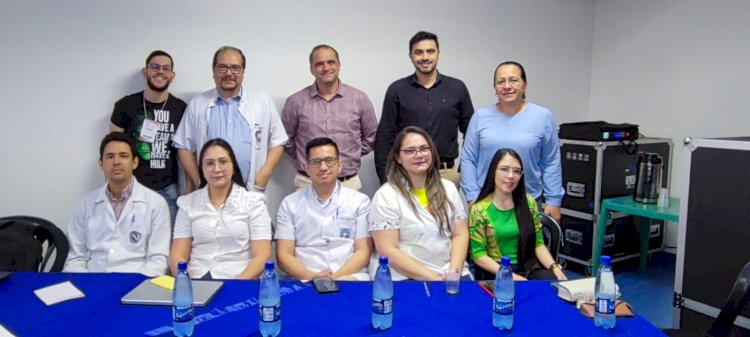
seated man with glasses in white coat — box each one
[275,137,373,280]
[64,132,170,277]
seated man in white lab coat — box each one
[64,132,170,277]
[275,137,373,281]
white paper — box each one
[553,277,619,303]
[33,281,85,305]
[0,324,17,337]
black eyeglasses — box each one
[308,157,338,167]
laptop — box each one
[0,271,11,280]
[121,279,223,307]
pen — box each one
[423,282,431,298]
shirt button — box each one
[109,249,115,253]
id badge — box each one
[139,119,159,143]
[339,227,351,239]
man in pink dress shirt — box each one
[281,44,378,191]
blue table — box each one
[0,272,666,336]
[595,195,680,273]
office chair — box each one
[539,212,563,262]
[0,215,69,272]
[664,260,750,337]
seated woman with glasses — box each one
[460,61,564,224]
[368,126,471,281]
[469,148,566,281]
[169,138,272,279]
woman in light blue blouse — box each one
[460,61,564,223]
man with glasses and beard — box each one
[174,46,287,194]
[110,50,187,225]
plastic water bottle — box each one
[594,255,616,329]
[493,256,514,330]
[372,256,393,330]
[259,261,281,337]
[173,261,194,337]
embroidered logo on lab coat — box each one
[129,231,142,244]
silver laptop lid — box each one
[121,279,223,307]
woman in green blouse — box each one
[468,148,566,281]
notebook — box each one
[551,277,620,303]
[121,279,223,307]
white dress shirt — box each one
[173,184,272,279]
[368,179,470,280]
[275,183,371,280]
[64,178,170,277]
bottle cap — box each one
[264,261,274,270]
[378,256,389,265]
[600,255,612,266]
[177,261,187,271]
[500,256,511,266]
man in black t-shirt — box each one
[109,50,187,224]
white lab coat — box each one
[64,178,170,277]
[172,87,288,191]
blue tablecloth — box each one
[0,272,665,336]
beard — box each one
[415,62,436,74]
[147,77,171,92]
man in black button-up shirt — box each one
[374,31,474,186]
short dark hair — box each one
[309,44,340,64]
[198,138,246,189]
[212,46,246,69]
[99,132,137,160]
[305,137,339,160]
[145,50,174,69]
[409,31,439,53]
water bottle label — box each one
[259,304,281,323]
[493,298,514,315]
[172,305,194,323]
[371,298,393,315]
[595,298,615,315]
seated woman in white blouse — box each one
[368,126,471,281]
[169,138,272,279]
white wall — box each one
[589,0,750,246]
[0,0,595,229]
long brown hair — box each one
[385,126,451,237]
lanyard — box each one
[142,94,169,121]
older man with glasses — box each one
[109,50,187,225]
[174,46,288,193]
[275,137,373,281]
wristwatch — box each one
[549,263,562,271]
